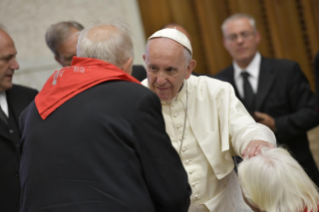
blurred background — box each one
[1,0,319,166]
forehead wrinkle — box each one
[147,38,184,57]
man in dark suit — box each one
[45,21,146,81]
[19,21,190,212]
[216,14,319,186]
[0,26,38,212]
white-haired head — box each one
[221,13,257,36]
[238,147,319,212]
[77,20,134,69]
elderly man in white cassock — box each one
[142,28,277,212]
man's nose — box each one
[156,72,167,85]
[10,58,19,70]
[236,35,244,43]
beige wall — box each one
[0,0,146,91]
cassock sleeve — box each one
[226,84,276,156]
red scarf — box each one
[303,205,319,212]
[35,57,141,120]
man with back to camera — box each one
[45,21,147,81]
[216,13,319,186]
[0,25,38,212]
[142,28,276,212]
[19,21,191,212]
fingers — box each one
[254,111,265,122]
[242,140,274,159]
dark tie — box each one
[241,71,255,113]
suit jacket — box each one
[19,81,191,212]
[216,57,319,186]
[0,84,38,212]
[132,65,147,81]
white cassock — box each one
[142,75,276,212]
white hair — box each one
[221,13,257,35]
[238,147,319,212]
[77,20,134,68]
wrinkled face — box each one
[0,30,19,92]
[143,38,193,102]
[223,17,260,68]
[55,28,79,67]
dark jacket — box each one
[0,84,37,212]
[19,81,191,212]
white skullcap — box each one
[148,28,192,55]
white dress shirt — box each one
[234,52,261,98]
[0,92,9,117]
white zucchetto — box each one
[149,28,193,55]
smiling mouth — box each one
[156,87,169,91]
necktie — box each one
[0,105,8,125]
[241,71,255,113]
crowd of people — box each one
[0,13,318,212]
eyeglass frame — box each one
[224,30,256,42]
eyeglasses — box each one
[225,31,255,42]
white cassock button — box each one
[174,113,178,117]
[182,147,188,152]
[192,182,197,187]
[185,160,191,164]
[177,124,183,129]
[194,195,200,200]
[189,170,194,174]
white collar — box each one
[0,92,8,117]
[234,52,261,80]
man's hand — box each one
[254,111,276,132]
[242,140,275,158]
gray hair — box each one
[221,13,257,35]
[45,21,84,56]
[238,147,319,212]
[77,20,134,69]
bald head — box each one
[0,28,19,91]
[77,21,134,72]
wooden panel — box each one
[138,0,171,38]
[166,0,207,74]
[193,0,231,74]
[138,0,319,89]
[303,0,319,57]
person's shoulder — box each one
[8,84,38,98]
[188,75,233,91]
[262,57,298,68]
[100,80,155,98]
[216,64,233,76]
[12,84,38,93]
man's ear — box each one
[123,57,133,75]
[185,59,197,79]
